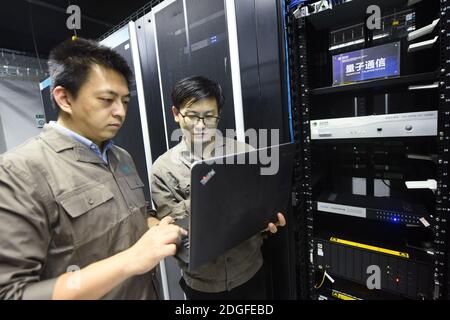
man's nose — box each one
[112,100,126,119]
[194,118,206,130]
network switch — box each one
[311,111,437,140]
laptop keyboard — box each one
[181,235,190,249]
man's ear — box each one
[53,86,73,115]
[172,106,180,123]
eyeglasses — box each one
[178,111,221,127]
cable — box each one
[381,179,391,189]
[288,0,307,10]
[314,271,327,289]
[68,0,78,40]
[28,1,43,74]
[282,1,295,143]
[405,240,433,253]
[381,179,407,194]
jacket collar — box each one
[39,124,110,164]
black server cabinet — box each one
[234,0,291,142]
[140,0,236,152]
[286,0,447,300]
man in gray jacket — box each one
[0,38,185,300]
[151,76,286,300]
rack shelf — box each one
[311,71,438,95]
[306,0,410,30]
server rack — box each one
[286,0,448,300]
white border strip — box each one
[39,77,51,90]
[129,21,171,300]
[225,0,245,142]
[151,11,170,150]
[100,25,130,48]
[182,0,191,56]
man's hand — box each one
[263,212,286,234]
[148,216,161,228]
[53,216,187,300]
[124,216,187,276]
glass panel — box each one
[154,0,235,148]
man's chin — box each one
[100,132,117,142]
[192,133,212,143]
[191,137,204,143]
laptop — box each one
[174,142,296,271]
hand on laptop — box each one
[263,212,286,234]
[125,216,187,276]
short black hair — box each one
[48,37,132,109]
[171,76,224,112]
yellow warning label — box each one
[332,290,359,300]
[330,237,410,259]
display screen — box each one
[332,41,400,86]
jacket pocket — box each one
[123,174,147,209]
[59,184,114,218]
[58,184,116,246]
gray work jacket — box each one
[151,137,263,293]
[0,125,159,300]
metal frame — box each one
[97,0,164,43]
[435,1,449,299]
[286,1,313,300]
